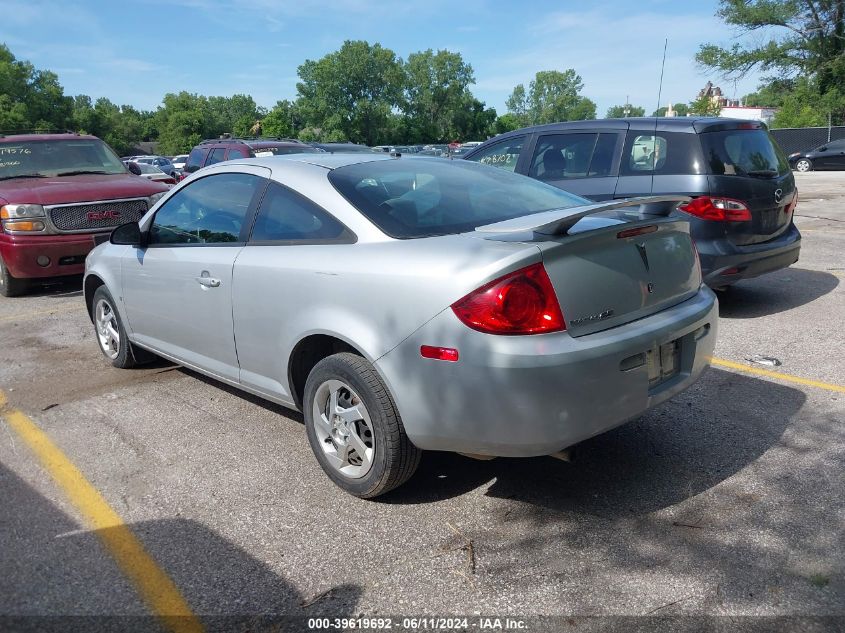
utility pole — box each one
[623,95,630,118]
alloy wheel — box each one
[312,379,375,479]
[795,159,811,172]
[95,298,120,360]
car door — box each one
[232,180,356,402]
[524,130,624,200]
[815,140,845,169]
[121,168,269,381]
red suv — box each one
[0,133,169,296]
[181,137,321,177]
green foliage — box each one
[296,40,405,146]
[0,44,72,132]
[698,0,845,126]
[688,94,724,116]
[493,113,522,134]
[605,104,646,118]
[402,49,476,142]
[506,70,596,126]
[261,100,300,138]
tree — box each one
[688,94,724,116]
[155,92,214,154]
[494,113,523,134]
[261,100,301,138]
[697,0,845,124]
[605,104,645,118]
[403,49,475,142]
[506,70,596,126]
[296,40,405,145]
[0,44,73,132]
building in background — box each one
[718,105,778,125]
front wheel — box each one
[795,158,812,172]
[92,286,139,368]
[0,253,28,297]
[304,352,421,498]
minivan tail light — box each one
[451,263,566,335]
[679,196,752,222]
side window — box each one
[149,173,263,245]
[184,148,208,173]
[205,148,227,165]
[227,147,247,159]
[529,133,599,180]
[250,181,349,243]
[465,136,525,172]
[621,131,705,176]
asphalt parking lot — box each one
[1,172,843,631]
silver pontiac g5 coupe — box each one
[84,153,718,497]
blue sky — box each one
[1,0,763,118]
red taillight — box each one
[451,263,565,335]
[420,345,459,362]
[679,196,752,222]
[785,191,798,215]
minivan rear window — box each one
[700,129,789,177]
[329,158,588,239]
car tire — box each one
[795,158,812,172]
[304,352,421,498]
[0,253,28,297]
[91,286,143,368]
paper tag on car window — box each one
[254,151,274,157]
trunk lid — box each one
[476,197,701,337]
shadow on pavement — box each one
[0,462,360,630]
[384,367,805,517]
[718,268,839,319]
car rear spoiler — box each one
[475,195,692,237]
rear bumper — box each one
[375,287,718,457]
[697,223,801,287]
[0,232,103,279]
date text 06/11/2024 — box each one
[307,617,528,630]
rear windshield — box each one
[328,158,588,238]
[251,145,321,156]
[0,138,126,179]
[700,129,789,177]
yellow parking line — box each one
[0,390,203,633]
[0,302,85,323]
[710,357,845,394]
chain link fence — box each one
[770,126,845,155]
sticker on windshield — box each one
[254,151,274,157]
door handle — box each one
[196,273,221,288]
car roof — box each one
[0,133,100,142]
[486,117,764,143]
[240,152,398,170]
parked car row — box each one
[0,120,805,499]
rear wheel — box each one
[795,158,812,172]
[0,254,28,297]
[304,352,421,498]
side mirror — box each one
[110,222,146,247]
[126,162,142,175]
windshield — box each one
[700,129,789,177]
[328,158,589,238]
[0,138,127,179]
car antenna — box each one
[651,38,668,195]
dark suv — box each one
[182,138,321,176]
[462,118,800,289]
